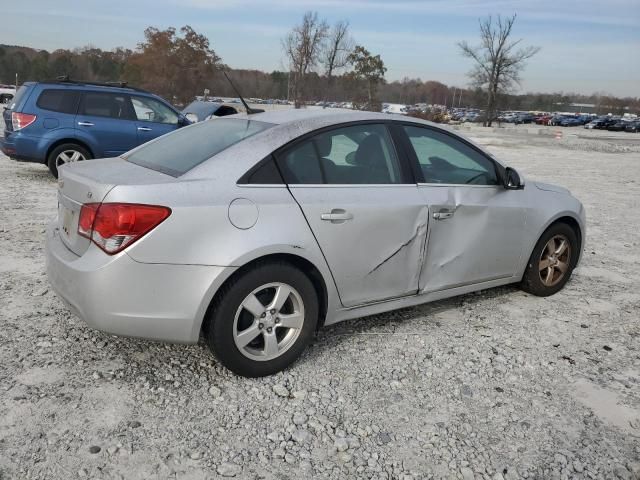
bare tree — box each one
[282,11,328,108]
[321,20,354,100]
[458,14,539,126]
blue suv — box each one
[1,79,190,177]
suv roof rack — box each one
[50,76,150,93]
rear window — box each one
[9,85,29,110]
[124,118,274,176]
[36,89,81,114]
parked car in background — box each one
[559,117,581,127]
[1,79,190,177]
[607,120,627,132]
[46,109,585,377]
[0,85,16,104]
[625,121,640,133]
[181,100,238,122]
[584,120,603,129]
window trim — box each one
[78,91,136,121]
[395,122,505,187]
[270,120,417,186]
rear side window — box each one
[125,118,274,177]
[277,124,404,185]
[79,92,132,119]
[36,89,80,114]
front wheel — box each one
[47,143,92,178]
[521,223,579,297]
[205,261,319,377]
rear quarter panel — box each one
[104,179,342,310]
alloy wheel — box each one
[56,149,86,168]
[233,282,305,361]
[538,234,571,287]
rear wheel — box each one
[47,143,91,178]
[205,261,318,377]
[521,222,579,296]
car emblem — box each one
[87,191,93,199]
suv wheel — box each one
[205,261,319,377]
[47,143,92,178]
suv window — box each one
[403,125,498,185]
[36,89,80,114]
[131,96,179,124]
[125,118,273,177]
[279,124,404,184]
[79,92,132,119]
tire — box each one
[205,261,319,377]
[47,143,92,178]
[521,222,580,297]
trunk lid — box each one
[57,158,174,256]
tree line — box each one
[0,17,636,116]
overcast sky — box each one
[2,0,638,97]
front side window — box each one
[36,89,81,114]
[131,96,179,125]
[125,118,274,177]
[403,125,498,185]
[279,124,404,185]
[79,92,132,120]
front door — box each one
[276,123,427,307]
[399,124,526,292]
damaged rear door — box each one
[400,125,526,292]
[276,123,427,307]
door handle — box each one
[433,208,456,220]
[321,209,353,223]
[77,121,94,127]
[137,127,152,131]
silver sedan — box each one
[46,110,586,377]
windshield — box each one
[125,118,274,176]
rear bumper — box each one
[0,131,43,162]
[45,222,233,343]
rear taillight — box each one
[11,112,37,130]
[78,203,171,254]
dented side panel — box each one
[418,185,526,292]
[288,185,428,307]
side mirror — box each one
[504,167,524,190]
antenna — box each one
[222,71,264,115]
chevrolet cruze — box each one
[46,109,586,377]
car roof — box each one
[240,108,408,126]
[31,80,152,95]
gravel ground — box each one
[0,127,639,480]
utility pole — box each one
[15,73,18,90]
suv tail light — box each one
[78,202,171,254]
[11,112,37,131]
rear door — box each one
[276,123,428,307]
[130,95,180,146]
[76,91,138,157]
[399,124,526,293]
